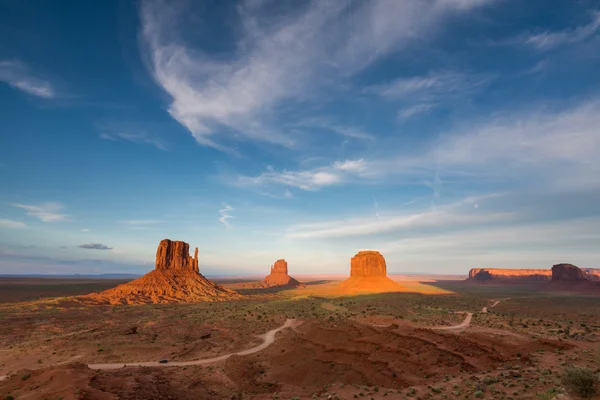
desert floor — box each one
[1,277,599,399]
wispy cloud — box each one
[219,203,234,229]
[81,228,90,232]
[139,0,494,151]
[77,243,113,250]
[13,202,67,222]
[285,195,508,239]
[237,159,368,191]
[524,10,600,51]
[0,219,26,229]
[0,60,55,98]
[118,220,161,226]
[97,121,167,150]
[397,104,435,121]
[237,97,600,194]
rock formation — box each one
[582,268,600,281]
[551,263,587,281]
[81,239,242,304]
[468,268,552,282]
[261,259,303,288]
[340,251,402,293]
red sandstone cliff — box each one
[340,251,401,293]
[261,259,303,287]
[81,239,241,304]
[468,268,552,282]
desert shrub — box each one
[561,365,599,398]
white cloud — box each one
[285,195,506,239]
[118,220,161,226]
[81,228,90,232]
[100,131,167,150]
[237,159,368,191]
[525,11,600,50]
[219,202,234,229]
[139,0,494,150]
[238,97,600,193]
[0,219,26,229]
[13,202,67,222]
[0,60,55,98]
[398,104,435,121]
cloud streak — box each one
[77,243,114,250]
[524,10,600,50]
[0,219,26,229]
[13,202,67,222]
[0,60,55,98]
[219,203,234,229]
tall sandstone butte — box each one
[340,250,401,293]
[82,239,241,304]
[261,259,303,287]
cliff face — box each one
[582,268,600,281]
[341,251,401,293]
[262,259,303,287]
[468,268,552,281]
[81,239,241,304]
[552,264,586,281]
[350,251,387,277]
[155,239,199,273]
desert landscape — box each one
[1,240,599,400]
[2,1,600,399]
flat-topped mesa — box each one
[552,263,587,281]
[340,251,401,293]
[155,239,199,273]
[350,251,387,277]
[468,268,551,281]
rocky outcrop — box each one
[551,264,587,281]
[81,239,242,304]
[340,251,401,293]
[582,268,600,281]
[155,239,199,273]
[261,259,303,288]
[468,268,552,282]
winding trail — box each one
[88,319,300,370]
[434,298,508,331]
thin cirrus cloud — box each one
[237,159,368,191]
[77,243,114,250]
[139,0,496,151]
[96,121,167,150]
[524,10,600,50]
[13,202,67,222]
[237,97,600,193]
[285,195,506,239]
[0,60,55,98]
[0,219,27,229]
[219,203,234,229]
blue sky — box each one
[1,0,600,275]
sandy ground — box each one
[1,279,600,399]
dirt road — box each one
[88,318,300,370]
[434,298,507,331]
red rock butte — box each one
[261,259,303,288]
[340,251,402,293]
[468,268,552,282]
[81,239,242,304]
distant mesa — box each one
[81,239,242,304]
[339,251,402,293]
[468,268,551,282]
[261,259,304,288]
[552,263,588,281]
